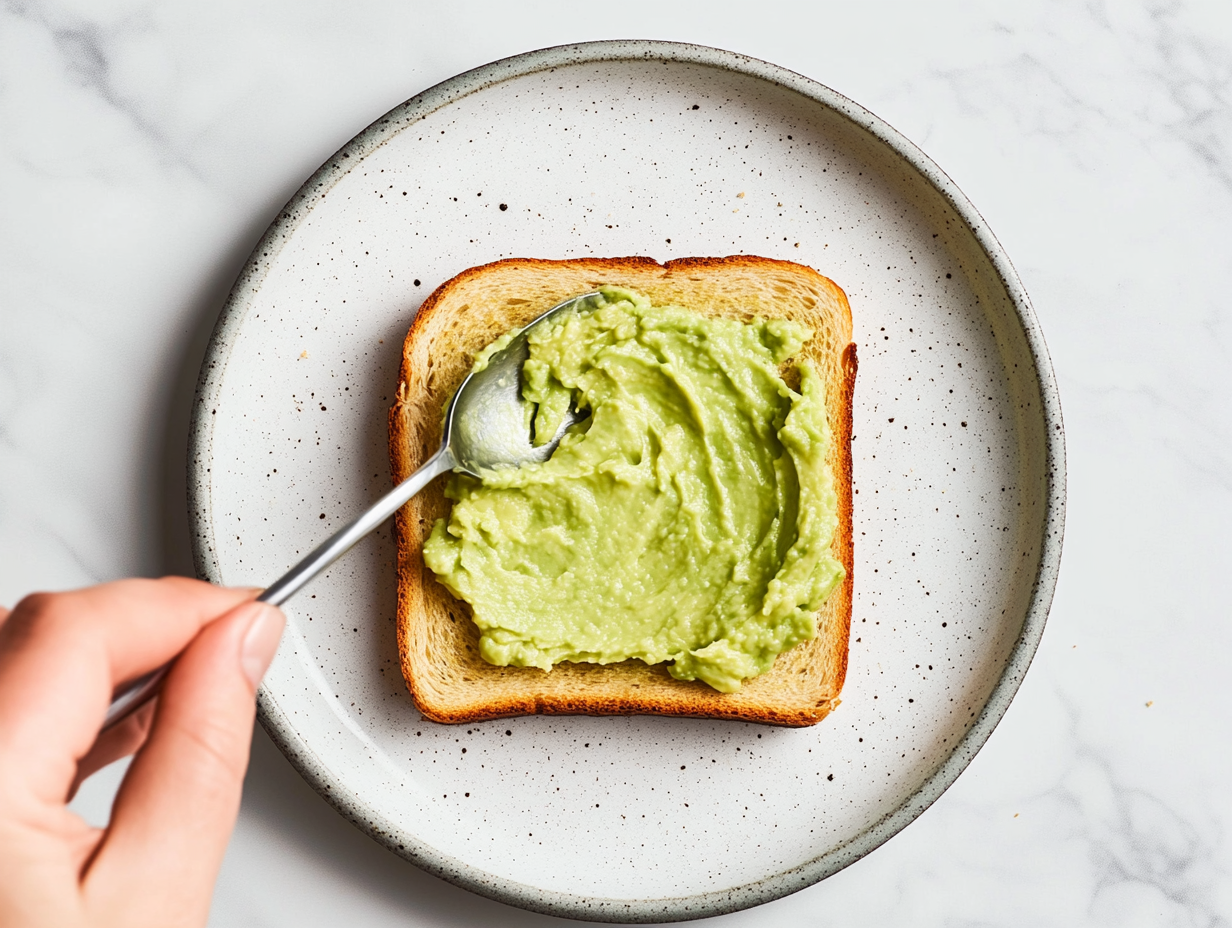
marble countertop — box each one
[3,2,1230,925]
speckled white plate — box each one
[189,41,1064,923]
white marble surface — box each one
[2,2,1230,925]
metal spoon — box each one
[103,291,603,731]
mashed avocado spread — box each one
[422,287,844,693]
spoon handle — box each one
[101,448,455,732]
[258,448,453,607]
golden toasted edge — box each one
[832,341,857,698]
[389,256,855,726]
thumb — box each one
[83,599,284,925]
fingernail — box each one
[238,603,286,689]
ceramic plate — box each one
[189,41,1065,922]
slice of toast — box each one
[389,256,856,726]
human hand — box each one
[0,578,285,928]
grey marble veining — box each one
[3,1,1230,926]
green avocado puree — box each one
[422,287,844,693]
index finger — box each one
[0,578,254,805]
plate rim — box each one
[188,39,1067,923]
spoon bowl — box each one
[446,291,602,475]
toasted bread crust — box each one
[389,256,855,726]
